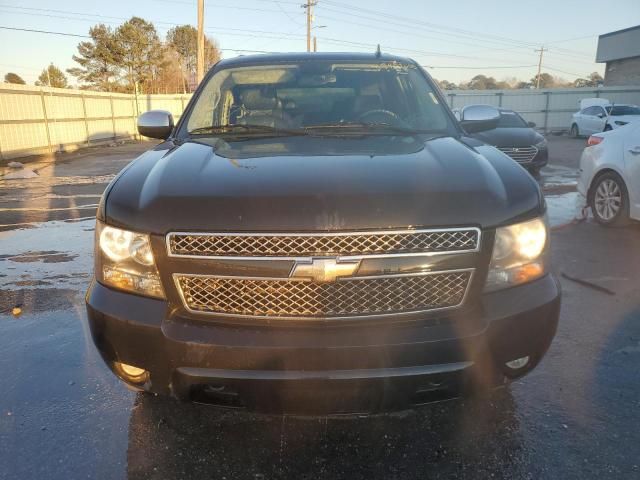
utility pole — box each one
[304,1,316,52]
[197,0,205,84]
[313,36,317,52]
[535,46,546,89]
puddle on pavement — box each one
[0,218,94,294]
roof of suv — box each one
[216,52,417,69]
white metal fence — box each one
[0,83,190,160]
[1,83,640,160]
[444,86,640,132]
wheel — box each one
[589,172,630,227]
[604,124,612,132]
[570,123,579,138]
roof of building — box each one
[596,25,640,63]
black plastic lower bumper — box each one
[524,146,548,171]
[86,274,560,413]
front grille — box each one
[497,146,538,164]
[175,271,472,319]
[168,229,479,258]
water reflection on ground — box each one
[126,389,530,480]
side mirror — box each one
[527,121,536,128]
[459,105,500,133]
[137,110,174,140]
[597,113,605,119]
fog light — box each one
[505,356,530,370]
[115,361,148,382]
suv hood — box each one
[105,136,542,233]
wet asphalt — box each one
[1,137,639,479]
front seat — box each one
[237,88,289,128]
[352,94,384,118]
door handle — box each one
[629,146,640,155]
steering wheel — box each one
[357,109,403,126]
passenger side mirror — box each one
[527,121,536,128]
[459,105,500,133]
[137,110,174,140]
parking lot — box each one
[1,135,639,479]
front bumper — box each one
[86,274,560,413]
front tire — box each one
[570,123,580,138]
[589,172,630,227]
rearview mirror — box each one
[459,105,500,133]
[137,110,174,140]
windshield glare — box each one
[606,105,640,116]
[496,111,528,128]
[186,62,454,134]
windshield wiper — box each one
[305,122,439,136]
[188,124,308,137]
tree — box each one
[68,24,123,91]
[464,74,499,90]
[4,72,25,84]
[574,71,604,88]
[167,25,221,92]
[36,64,68,88]
[436,79,457,90]
[530,72,556,88]
[115,17,164,94]
[155,47,187,94]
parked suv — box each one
[86,53,560,413]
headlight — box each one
[485,217,548,291]
[95,222,165,298]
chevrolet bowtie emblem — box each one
[290,258,360,283]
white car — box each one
[578,122,640,226]
[570,102,640,138]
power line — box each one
[0,25,89,38]
[0,8,308,42]
[317,1,594,59]
[544,65,585,78]
[0,3,597,69]
[0,25,277,53]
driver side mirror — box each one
[527,121,536,128]
[459,105,500,133]
[597,113,605,119]
[137,110,174,140]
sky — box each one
[0,0,639,86]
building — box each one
[596,25,640,86]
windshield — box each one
[606,105,640,116]
[185,61,455,136]
[496,110,528,128]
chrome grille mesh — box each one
[497,146,538,164]
[168,229,479,257]
[175,271,472,318]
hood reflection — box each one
[194,134,427,161]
